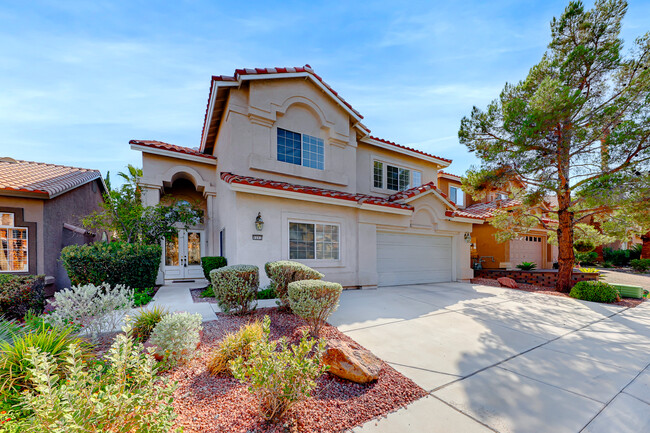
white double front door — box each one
[163,229,205,280]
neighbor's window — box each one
[277,128,324,170]
[0,212,28,272]
[289,222,339,260]
[374,161,419,191]
[449,186,464,206]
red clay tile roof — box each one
[452,198,523,219]
[438,170,462,179]
[387,181,456,206]
[129,140,216,160]
[0,159,101,198]
[367,136,453,164]
[444,209,486,220]
[221,172,414,211]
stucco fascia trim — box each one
[130,144,217,166]
[228,183,413,215]
[447,216,485,224]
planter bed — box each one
[471,278,645,308]
[164,307,426,433]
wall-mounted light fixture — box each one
[255,212,264,231]
[464,232,472,243]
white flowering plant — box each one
[148,312,203,368]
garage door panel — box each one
[377,232,452,287]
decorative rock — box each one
[323,339,382,384]
[497,277,518,288]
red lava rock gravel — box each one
[471,278,645,308]
[164,308,427,433]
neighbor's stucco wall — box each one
[0,197,44,275]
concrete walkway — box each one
[328,283,650,433]
[148,280,217,321]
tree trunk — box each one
[593,221,604,262]
[556,207,575,292]
[642,231,650,260]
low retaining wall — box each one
[474,269,598,287]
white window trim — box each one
[287,219,342,265]
[371,158,422,194]
[0,224,29,273]
[449,185,464,207]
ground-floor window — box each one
[0,212,28,272]
[289,222,339,260]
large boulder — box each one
[497,277,518,289]
[323,339,382,384]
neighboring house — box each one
[132,65,482,288]
[0,158,106,293]
[440,172,558,270]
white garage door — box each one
[377,232,452,287]
[510,235,544,267]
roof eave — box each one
[131,143,217,165]
[360,137,452,167]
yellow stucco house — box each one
[131,65,483,287]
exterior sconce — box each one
[255,212,264,231]
[464,232,472,243]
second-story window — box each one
[277,128,324,170]
[449,185,464,206]
[373,160,421,191]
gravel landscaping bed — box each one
[471,278,645,308]
[164,307,427,433]
[190,287,218,303]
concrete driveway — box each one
[328,283,650,433]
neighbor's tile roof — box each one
[438,170,462,179]
[129,140,216,159]
[221,172,414,210]
[451,198,523,219]
[0,159,101,198]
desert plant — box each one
[230,316,327,423]
[148,312,202,367]
[60,241,162,291]
[210,265,259,314]
[569,281,619,304]
[288,280,342,335]
[201,256,228,280]
[129,306,169,342]
[0,274,45,320]
[7,326,178,433]
[516,262,537,271]
[207,320,264,376]
[46,283,134,341]
[630,259,650,273]
[578,267,599,274]
[0,324,91,402]
[574,251,598,266]
[0,316,24,344]
[264,261,323,308]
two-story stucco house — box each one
[131,65,482,288]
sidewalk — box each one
[148,280,217,321]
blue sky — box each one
[1,0,649,182]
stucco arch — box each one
[410,200,446,230]
[275,95,330,129]
[159,165,215,196]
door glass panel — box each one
[165,234,179,266]
[187,232,201,266]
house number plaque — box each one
[252,234,263,240]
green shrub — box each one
[132,287,155,307]
[601,261,614,268]
[257,286,277,300]
[516,261,537,271]
[207,320,264,376]
[0,324,91,403]
[630,259,650,272]
[264,261,323,308]
[574,240,595,252]
[288,280,342,335]
[130,306,168,342]
[7,327,177,433]
[148,312,203,368]
[210,265,259,314]
[575,251,598,266]
[0,275,45,320]
[60,241,162,291]
[602,248,640,266]
[569,281,619,303]
[201,256,227,280]
[230,316,327,423]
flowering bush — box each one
[264,261,323,309]
[0,275,45,320]
[148,312,202,367]
[288,280,342,335]
[46,283,133,341]
[210,265,259,314]
[4,326,178,433]
[231,316,327,422]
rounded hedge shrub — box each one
[0,275,45,320]
[569,281,619,303]
[264,261,323,308]
[210,265,259,314]
[288,280,342,335]
[201,256,228,280]
[60,242,162,290]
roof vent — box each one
[0,157,17,163]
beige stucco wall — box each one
[0,197,44,274]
